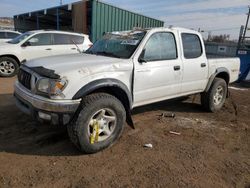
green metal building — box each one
[14,0,164,42]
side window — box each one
[27,33,52,46]
[142,32,177,61]
[181,33,202,59]
[53,34,71,45]
[70,35,84,44]
[6,32,19,39]
[0,32,6,39]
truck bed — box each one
[207,57,240,83]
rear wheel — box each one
[201,78,227,112]
[0,57,19,77]
[67,93,126,154]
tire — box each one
[201,78,227,112]
[67,93,126,154]
[0,57,19,77]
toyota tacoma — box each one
[14,27,240,153]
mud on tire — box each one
[67,93,126,154]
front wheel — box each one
[201,78,227,112]
[0,57,19,77]
[67,93,126,154]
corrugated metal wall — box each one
[13,0,164,42]
[90,0,164,42]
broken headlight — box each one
[36,78,67,96]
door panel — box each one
[180,33,208,93]
[52,34,84,55]
[133,31,182,106]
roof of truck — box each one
[110,27,200,35]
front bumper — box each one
[14,82,81,125]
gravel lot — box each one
[0,77,249,188]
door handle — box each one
[201,63,206,67]
[71,48,76,50]
[174,65,180,71]
[45,48,52,50]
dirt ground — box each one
[0,77,249,188]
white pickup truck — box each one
[14,27,240,153]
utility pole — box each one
[241,6,250,45]
[60,0,63,5]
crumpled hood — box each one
[25,53,129,75]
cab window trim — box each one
[139,31,178,62]
[181,33,203,59]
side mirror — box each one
[21,41,30,47]
[138,49,147,63]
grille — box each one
[18,69,32,90]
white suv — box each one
[0,30,92,77]
[0,30,21,44]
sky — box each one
[0,0,250,39]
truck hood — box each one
[25,53,130,75]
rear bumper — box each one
[14,82,81,125]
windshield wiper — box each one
[95,51,121,58]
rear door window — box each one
[181,33,202,59]
[53,34,71,45]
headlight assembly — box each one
[36,78,67,96]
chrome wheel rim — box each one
[0,61,15,75]
[213,86,224,105]
[88,108,117,142]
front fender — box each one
[72,78,133,108]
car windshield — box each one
[85,30,147,59]
[8,32,32,44]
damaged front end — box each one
[14,65,81,126]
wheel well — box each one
[87,86,133,125]
[89,86,131,110]
[215,72,229,84]
[0,55,20,65]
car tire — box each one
[201,78,227,112]
[0,57,19,77]
[67,93,126,154]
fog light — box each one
[38,111,51,121]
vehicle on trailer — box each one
[0,30,92,77]
[14,27,240,153]
[0,30,21,44]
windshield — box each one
[8,32,32,44]
[85,30,147,58]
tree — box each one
[209,34,230,42]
